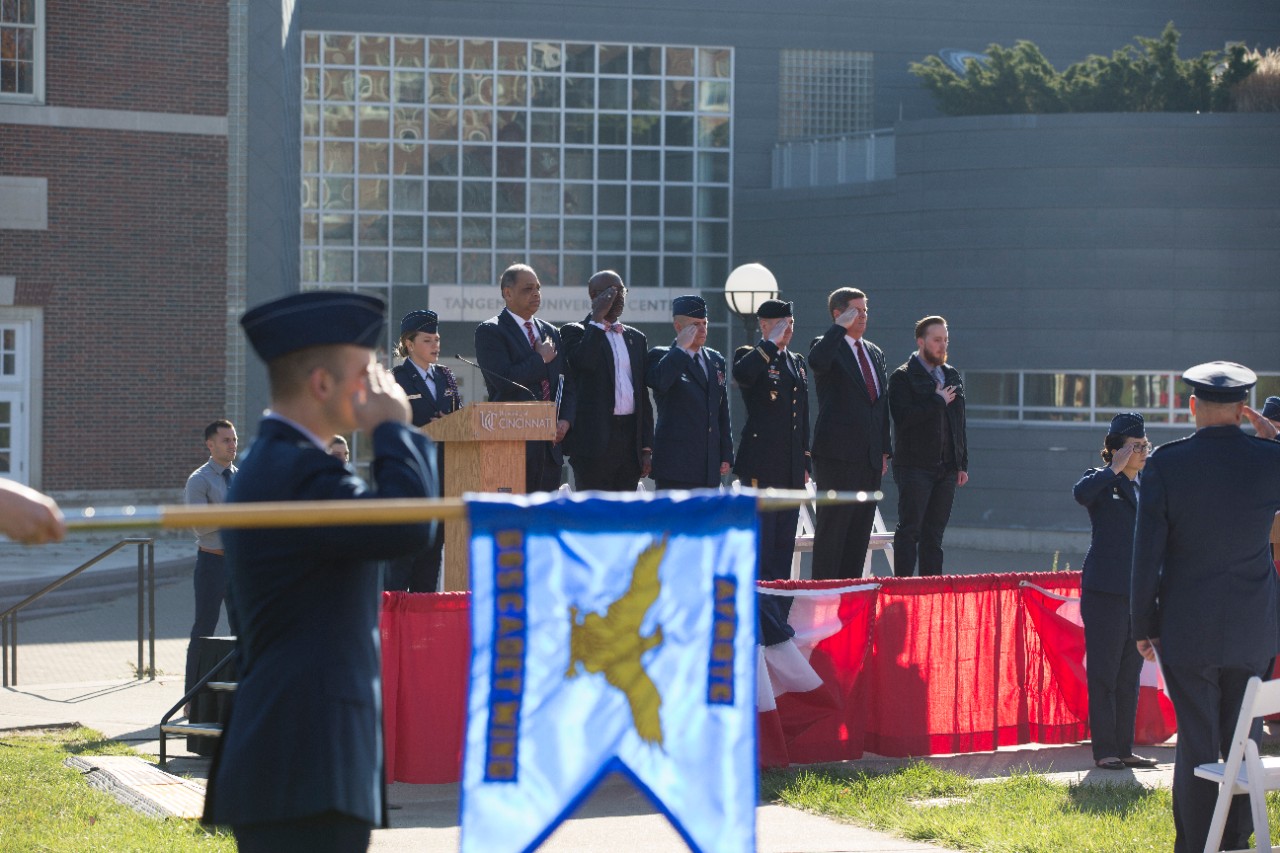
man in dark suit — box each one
[645,294,733,490]
[807,287,891,580]
[887,315,968,577]
[733,298,810,581]
[559,270,654,491]
[388,309,461,592]
[474,263,575,492]
[1131,361,1280,853]
[203,291,436,853]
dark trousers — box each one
[811,454,881,581]
[1080,589,1143,760]
[655,478,717,491]
[383,529,442,593]
[1162,658,1272,853]
[892,464,958,577]
[756,498,800,583]
[232,811,371,853]
[185,549,227,694]
[526,440,562,493]
[570,415,641,491]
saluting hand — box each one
[590,286,617,324]
[354,363,411,432]
[675,323,700,351]
[1109,442,1135,474]
[767,317,793,347]
[1244,405,1279,440]
[834,304,862,329]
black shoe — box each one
[1120,754,1159,768]
[1095,757,1126,770]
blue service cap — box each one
[1108,412,1145,438]
[1261,396,1280,421]
[671,294,707,318]
[400,309,438,336]
[241,290,386,363]
[1181,361,1256,403]
[756,299,793,319]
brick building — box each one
[0,1,230,498]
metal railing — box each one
[772,128,896,188]
[1,538,155,688]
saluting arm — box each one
[731,341,778,386]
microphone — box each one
[455,354,536,400]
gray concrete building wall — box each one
[737,112,1280,531]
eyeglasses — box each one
[1129,442,1152,454]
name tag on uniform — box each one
[407,393,423,400]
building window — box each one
[301,33,733,298]
[0,0,43,102]
[964,369,1280,425]
[778,49,872,141]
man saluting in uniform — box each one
[732,298,809,581]
[646,294,732,490]
[203,291,436,853]
[1131,361,1280,853]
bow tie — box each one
[604,323,624,333]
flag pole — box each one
[62,490,880,533]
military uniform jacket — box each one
[807,325,892,468]
[887,355,967,471]
[732,339,810,488]
[203,417,436,828]
[558,315,654,464]
[1073,466,1139,595]
[391,360,462,428]
[1131,425,1280,667]
[645,343,733,486]
[474,311,576,464]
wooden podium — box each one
[422,402,557,591]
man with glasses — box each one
[808,287,892,580]
[887,315,968,577]
[559,270,654,491]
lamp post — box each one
[723,263,780,342]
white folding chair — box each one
[862,507,895,578]
[788,482,894,579]
[1194,676,1280,853]
[789,481,818,579]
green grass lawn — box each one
[0,726,234,852]
[763,762,1280,852]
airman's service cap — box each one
[242,291,386,363]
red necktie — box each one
[855,340,878,403]
[525,320,552,400]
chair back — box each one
[1231,677,1280,749]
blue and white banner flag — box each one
[461,490,758,853]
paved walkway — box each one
[1,535,1164,852]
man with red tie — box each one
[474,263,575,492]
[807,287,892,580]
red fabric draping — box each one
[380,572,1092,783]
[758,573,1089,759]
[758,585,880,767]
[380,591,470,784]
